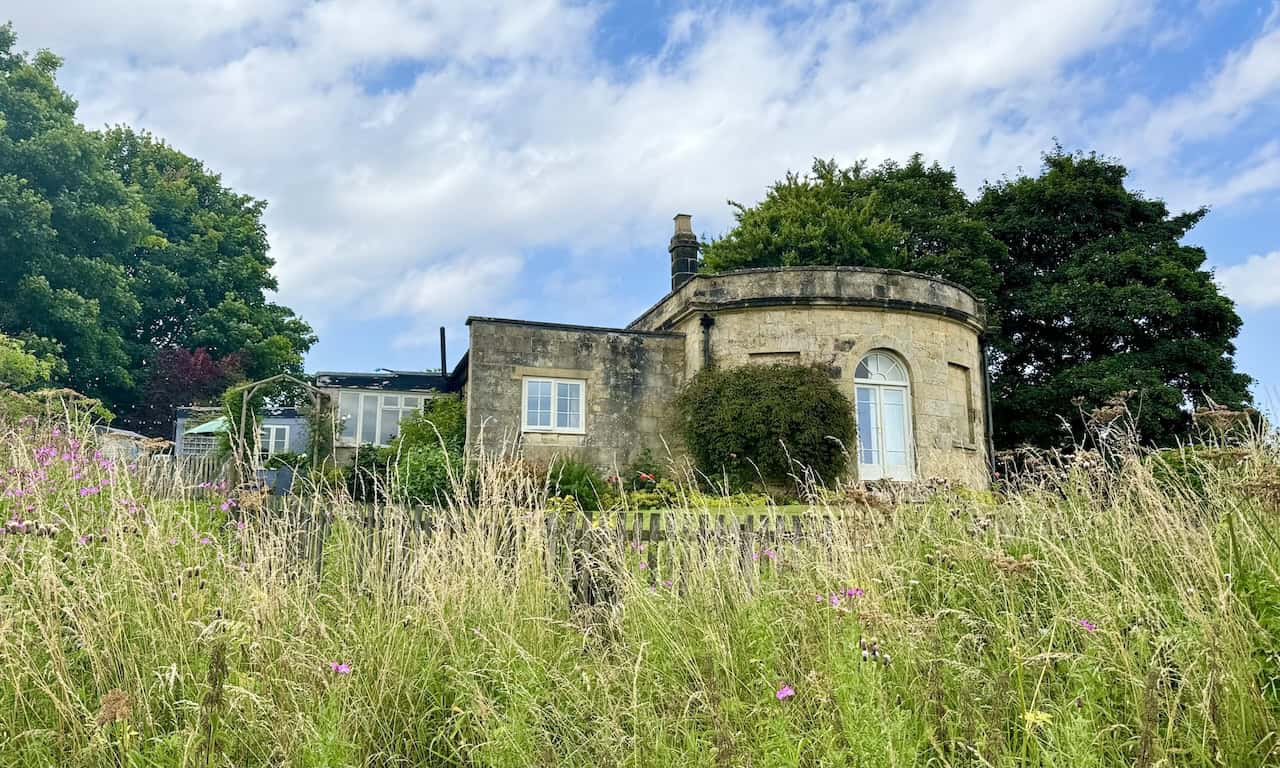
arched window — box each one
[854,351,914,481]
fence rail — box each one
[139,454,229,496]
[230,501,868,591]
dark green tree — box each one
[0,24,151,405]
[0,25,315,429]
[976,149,1251,447]
[701,156,1002,306]
[101,127,315,384]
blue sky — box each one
[8,0,1279,405]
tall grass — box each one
[0,416,1278,766]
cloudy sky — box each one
[6,0,1279,399]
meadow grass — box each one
[1,417,1278,767]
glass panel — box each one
[856,386,879,466]
[381,409,402,443]
[526,380,552,428]
[855,360,871,379]
[403,396,420,409]
[556,381,582,429]
[338,392,359,439]
[259,427,270,455]
[382,395,400,407]
[882,388,909,466]
[360,394,378,444]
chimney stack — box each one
[669,213,698,291]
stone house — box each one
[457,215,992,485]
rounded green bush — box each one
[674,363,854,489]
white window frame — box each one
[183,434,217,457]
[854,351,915,482]
[334,391,427,447]
[521,377,586,435]
[259,424,291,456]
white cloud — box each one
[1112,22,1280,162]
[1217,251,1280,309]
[11,0,1276,369]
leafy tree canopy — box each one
[976,149,1251,447]
[0,331,56,391]
[0,24,315,432]
[701,156,1003,306]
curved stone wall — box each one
[629,267,990,485]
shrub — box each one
[397,444,462,506]
[547,457,615,512]
[674,363,854,490]
[398,395,466,453]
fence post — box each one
[646,513,659,582]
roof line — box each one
[466,316,685,338]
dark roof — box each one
[314,370,449,392]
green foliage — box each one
[0,26,314,425]
[396,444,462,506]
[547,457,615,511]
[976,149,1252,448]
[701,156,1002,306]
[675,363,854,489]
[396,394,466,453]
[346,446,396,503]
[0,331,55,390]
[4,418,1280,766]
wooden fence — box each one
[139,454,229,496]
[230,502,857,591]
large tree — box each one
[976,150,1251,447]
[0,25,315,431]
[701,156,1003,306]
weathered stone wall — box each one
[629,268,990,486]
[464,318,687,469]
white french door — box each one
[856,383,913,481]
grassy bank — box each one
[1,418,1278,766]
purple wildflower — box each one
[328,661,352,675]
[1077,619,1098,632]
[776,684,795,701]
[844,587,865,598]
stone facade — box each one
[464,318,686,469]
[628,268,990,485]
[461,218,992,486]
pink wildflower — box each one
[844,587,865,598]
[1077,619,1098,632]
[328,661,352,674]
[776,684,795,701]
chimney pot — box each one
[669,212,698,291]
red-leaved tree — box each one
[121,347,244,437]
